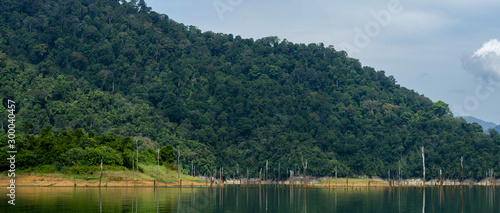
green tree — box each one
[160,145,175,164]
[432,100,451,117]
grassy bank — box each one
[1,164,204,187]
[315,178,388,187]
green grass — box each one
[140,164,205,183]
[19,165,58,174]
[316,178,385,184]
[12,163,205,184]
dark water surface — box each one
[1,186,499,212]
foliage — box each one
[0,0,498,180]
[21,165,57,174]
[67,146,123,166]
[160,145,175,164]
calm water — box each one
[1,186,499,212]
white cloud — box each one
[473,39,500,57]
[462,39,500,83]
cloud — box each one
[389,11,451,36]
[462,39,500,84]
[472,39,500,57]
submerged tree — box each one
[421,146,425,186]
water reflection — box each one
[156,188,159,213]
[422,188,425,213]
[398,188,400,213]
[1,186,499,212]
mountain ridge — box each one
[459,116,498,133]
[0,0,499,180]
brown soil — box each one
[1,174,392,188]
[1,175,377,188]
[314,182,389,187]
[0,174,210,187]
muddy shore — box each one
[1,174,497,188]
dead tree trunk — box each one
[236,164,240,186]
[259,169,262,187]
[132,155,135,185]
[266,160,268,183]
[399,160,401,186]
[388,170,391,187]
[157,149,160,176]
[335,166,338,186]
[278,162,281,184]
[421,146,425,186]
[99,159,103,187]
[460,156,464,186]
[178,147,180,186]
[136,140,139,174]
[301,155,308,188]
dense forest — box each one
[0,0,499,180]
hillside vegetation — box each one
[1,0,499,180]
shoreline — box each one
[1,174,497,188]
[0,174,206,188]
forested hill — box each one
[0,0,499,180]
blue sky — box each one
[145,0,500,124]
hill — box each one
[459,116,498,134]
[0,0,499,180]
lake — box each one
[1,185,499,212]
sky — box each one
[145,0,500,124]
